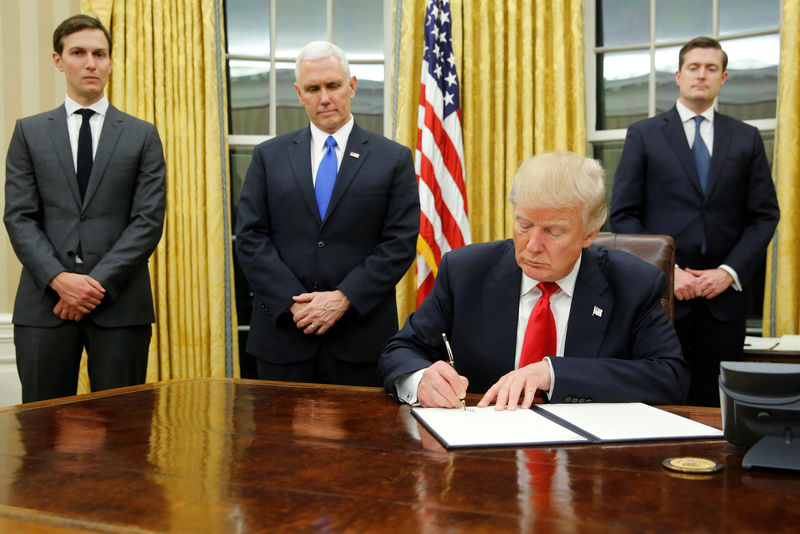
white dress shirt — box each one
[309,116,354,185]
[395,254,584,404]
[675,99,742,291]
[64,95,109,171]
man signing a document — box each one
[378,151,690,409]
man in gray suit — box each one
[4,15,166,403]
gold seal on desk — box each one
[662,457,723,474]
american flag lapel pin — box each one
[349,151,360,159]
[592,306,603,318]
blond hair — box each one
[508,151,607,233]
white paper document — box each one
[411,402,722,449]
[538,403,723,441]
[743,336,780,351]
[773,335,800,352]
[411,406,589,448]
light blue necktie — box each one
[692,115,710,254]
[692,115,711,194]
[315,136,338,219]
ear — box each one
[349,76,357,98]
[720,70,728,87]
[294,82,302,102]
[675,70,681,87]
[582,228,600,248]
[53,52,64,72]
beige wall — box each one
[1,0,80,314]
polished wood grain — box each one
[0,379,797,533]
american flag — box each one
[415,0,470,306]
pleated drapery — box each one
[393,0,586,324]
[77,0,238,392]
[764,0,800,336]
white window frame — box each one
[584,0,780,150]
[227,0,394,147]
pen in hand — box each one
[441,332,467,410]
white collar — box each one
[520,251,582,298]
[309,116,354,154]
[676,99,714,124]
[65,95,109,117]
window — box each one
[224,0,391,374]
[585,0,781,328]
[587,0,780,171]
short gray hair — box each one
[509,151,607,233]
[295,41,351,81]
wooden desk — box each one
[743,349,800,364]
[0,379,797,533]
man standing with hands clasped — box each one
[611,37,780,406]
[236,41,419,386]
[4,15,166,403]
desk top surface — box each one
[0,378,797,533]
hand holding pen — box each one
[442,333,467,410]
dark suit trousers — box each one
[15,322,151,403]
[255,344,379,387]
[675,299,745,407]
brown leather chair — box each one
[593,233,675,322]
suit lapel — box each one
[82,105,124,207]
[484,241,522,374]
[323,123,369,226]
[288,128,320,223]
[707,113,733,198]
[661,106,704,197]
[564,248,614,359]
[47,106,82,207]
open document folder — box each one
[411,402,723,449]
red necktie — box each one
[519,282,559,368]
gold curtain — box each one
[764,0,800,336]
[78,0,238,392]
[393,0,586,324]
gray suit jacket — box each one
[4,104,166,327]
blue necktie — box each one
[315,136,338,219]
[691,115,710,194]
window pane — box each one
[718,35,779,120]
[275,0,326,58]
[333,0,383,60]
[597,51,649,130]
[351,64,384,134]
[597,0,649,47]
[720,0,780,35]
[654,45,680,114]
[655,0,711,44]
[225,0,270,56]
[275,62,307,134]
[593,141,626,231]
[229,60,270,135]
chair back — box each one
[593,233,675,322]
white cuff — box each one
[394,369,426,405]
[719,264,742,292]
[543,357,555,400]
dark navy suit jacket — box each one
[610,106,779,321]
[378,240,690,404]
[236,123,420,365]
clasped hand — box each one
[674,267,733,301]
[291,289,350,335]
[49,272,106,321]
